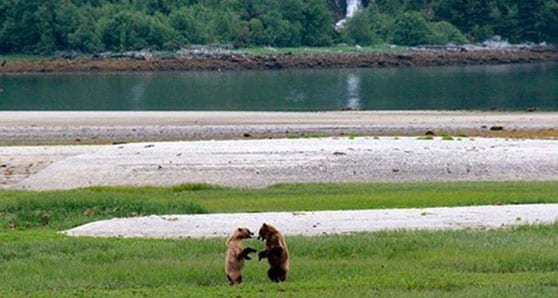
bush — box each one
[344,10,383,45]
[428,21,468,44]
[391,12,432,46]
[99,11,177,51]
[301,0,335,46]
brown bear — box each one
[257,223,289,282]
[225,227,257,285]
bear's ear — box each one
[237,227,242,232]
[262,223,267,227]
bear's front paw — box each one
[258,251,267,261]
[241,247,258,260]
[247,247,257,253]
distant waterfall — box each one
[346,0,362,19]
[335,0,363,29]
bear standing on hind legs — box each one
[225,227,257,285]
[257,223,289,282]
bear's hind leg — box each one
[267,268,278,282]
[278,270,286,282]
[227,273,242,285]
[268,268,286,282]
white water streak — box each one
[346,73,361,110]
[335,0,363,29]
[346,0,362,18]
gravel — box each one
[1,111,557,145]
[63,204,558,239]
[3,137,557,190]
[2,111,555,238]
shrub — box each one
[428,21,468,44]
[390,12,432,46]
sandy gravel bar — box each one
[63,204,558,239]
[2,136,557,190]
[1,111,557,145]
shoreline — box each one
[0,111,556,146]
[1,49,556,73]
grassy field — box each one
[1,182,557,296]
[1,225,556,297]
[1,182,557,231]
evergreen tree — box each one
[391,12,432,45]
[0,0,555,54]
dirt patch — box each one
[1,49,556,73]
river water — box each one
[0,63,556,111]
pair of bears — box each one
[225,223,289,285]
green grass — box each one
[286,132,328,139]
[0,54,44,62]
[2,182,557,231]
[0,225,556,297]
[1,182,556,296]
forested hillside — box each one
[0,0,556,54]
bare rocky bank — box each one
[1,49,556,73]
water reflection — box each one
[129,83,146,109]
[127,73,155,110]
[286,90,306,103]
[0,63,556,111]
[345,73,361,110]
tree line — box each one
[0,0,556,54]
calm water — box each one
[1,63,556,111]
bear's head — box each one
[257,223,279,241]
[228,227,253,242]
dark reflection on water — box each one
[0,63,556,111]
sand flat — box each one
[2,110,558,126]
[1,111,557,145]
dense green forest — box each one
[0,0,556,54]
